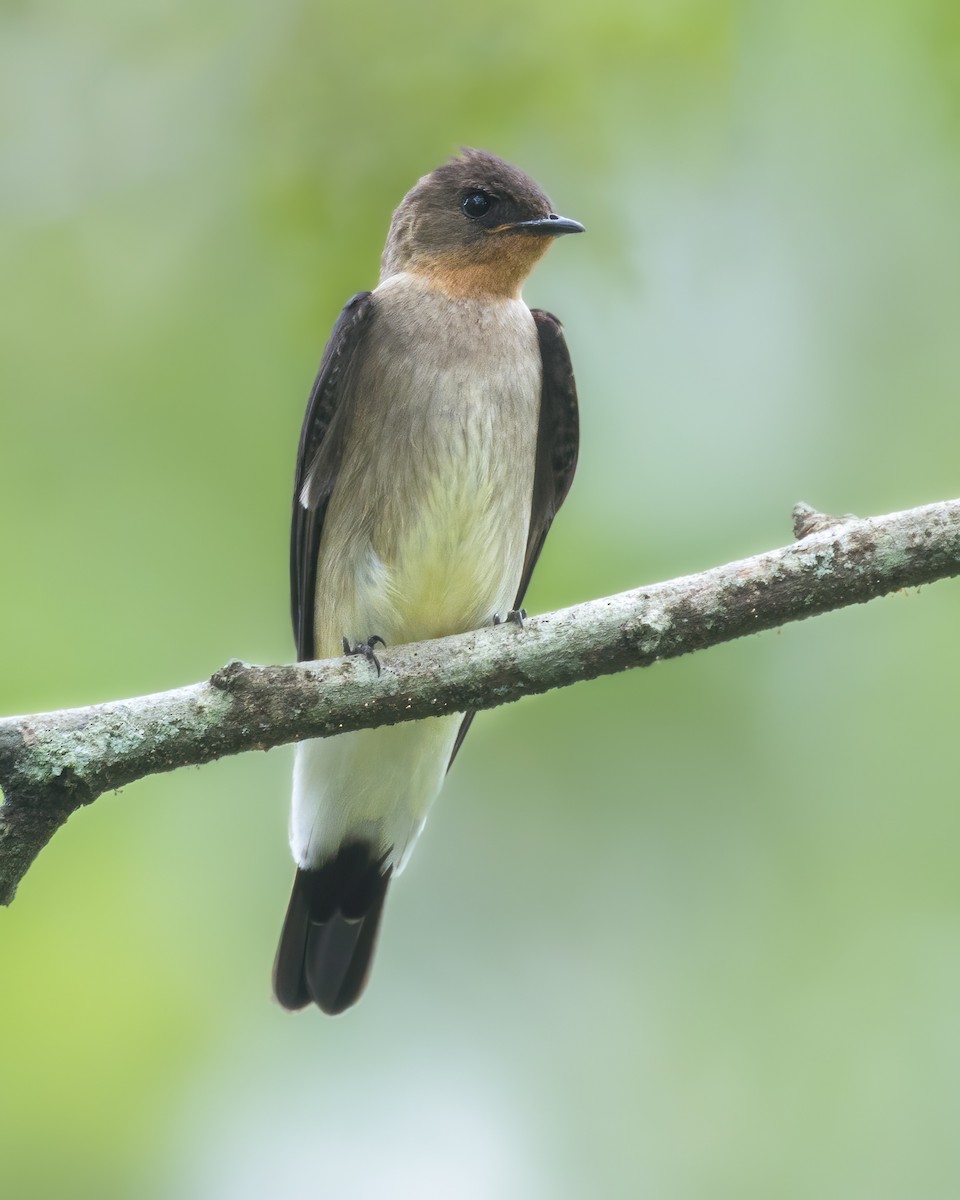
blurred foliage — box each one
[3,0,960,1196]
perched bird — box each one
[273,149,583,1014]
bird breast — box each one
[312,275,543,653]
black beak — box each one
[500,213,585,237]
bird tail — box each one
[272,844,392,1015]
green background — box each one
[3,1,960,1196]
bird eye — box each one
[461,190,493,219]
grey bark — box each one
[1,498,958,904]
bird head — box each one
[381,149,583,298]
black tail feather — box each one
[273,845,392,1015]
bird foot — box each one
[492,608,527,629]
[342,635,386,676]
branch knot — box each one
[210,660,250,692]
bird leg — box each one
[342,635,386,676]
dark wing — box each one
[448,308,580,766]
[514,308,580,608]
[291,292,375,661]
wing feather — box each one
[290,292,376,661]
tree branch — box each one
[2,497,959,904]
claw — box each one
[342,635,386,676]
[492,609,527,629]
